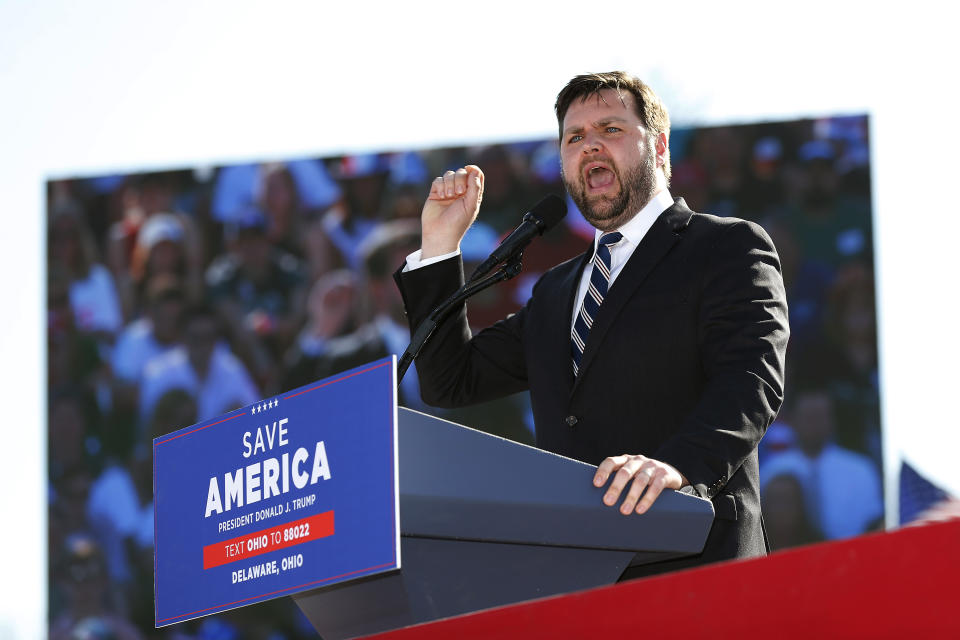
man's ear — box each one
[655,132,668,167]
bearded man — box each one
[394,71,789,577]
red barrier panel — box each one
[368,520,960,638]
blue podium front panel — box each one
[153,357,399,626]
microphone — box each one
[468,194,567,282]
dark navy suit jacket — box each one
[395,198,789,576]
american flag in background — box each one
[900,460,960,526]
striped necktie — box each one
[571,231,623,376]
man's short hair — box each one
[555,71,672,183]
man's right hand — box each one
[420,165,484,259]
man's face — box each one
[151,296,183,344]
[792,391,835,455]
[560,89,663,231]
[236,231,271,276]
[185,316,218,373]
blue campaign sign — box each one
[153,357,400,627]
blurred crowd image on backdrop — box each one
[46,115,882,638]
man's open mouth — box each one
[585,164,616,191]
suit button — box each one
[565,415,578,427]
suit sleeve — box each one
[393,257,529,407]
[654,220,789,499]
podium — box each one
[293,407,714,639]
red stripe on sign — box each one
[203,511,334,570]
[282,361,390,399]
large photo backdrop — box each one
[47,115,880,638]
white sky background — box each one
[1,1,957,636]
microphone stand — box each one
[396,255,523,387]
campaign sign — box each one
[153,357,400,627]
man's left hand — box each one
[593,455,688,515]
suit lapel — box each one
[572,199,694,393]
[538,246,592,392]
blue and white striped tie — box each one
[571,232,623,376]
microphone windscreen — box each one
[529,194,567,231]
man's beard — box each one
[562,152,657,231]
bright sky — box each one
[1,1,957,636]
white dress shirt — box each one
[569,189,674,329]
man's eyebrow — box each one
[595,117,629,127]
[562,117,630,137]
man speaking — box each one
[395,72,789,577]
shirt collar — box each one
[592,188,674,250]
